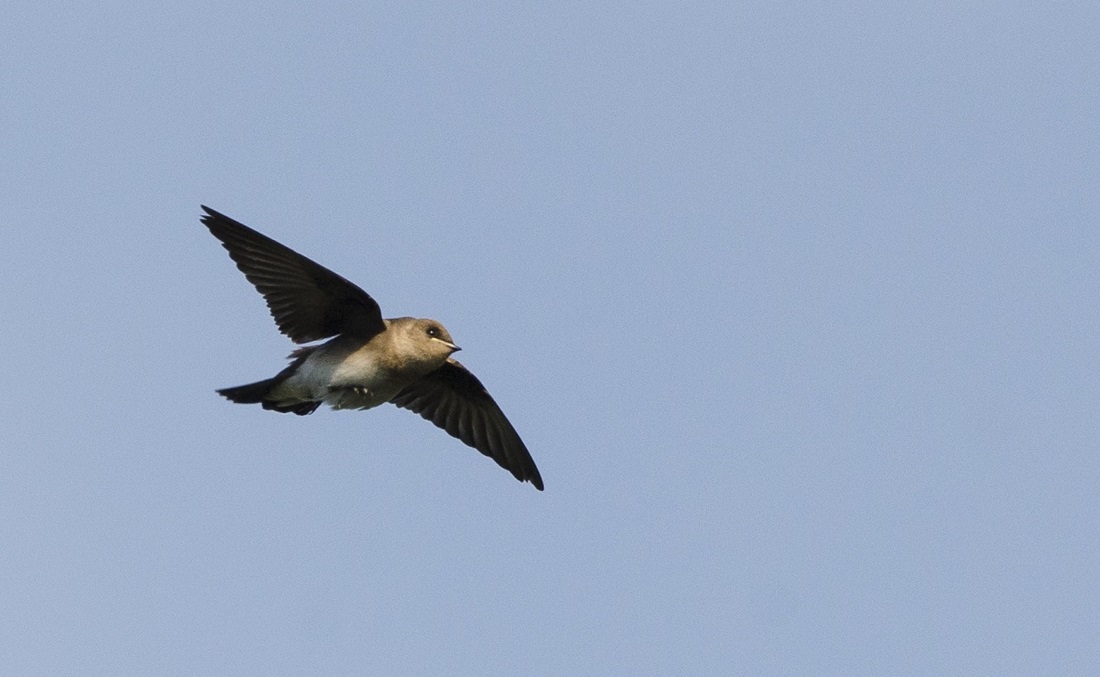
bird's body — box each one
[273,336,399,411]
[258,320,454,411]
[201,206,543,490]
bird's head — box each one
[388,317,461,371]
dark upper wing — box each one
[391,359,544,490]
[201,206,385,343]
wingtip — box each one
[199,205,217,230]
[199,204,225,228]
[524,466,545,491]
[520,451,544,490]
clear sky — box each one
[3,2,1098,675]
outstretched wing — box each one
[201,206,385,343]
[391,359,544,490]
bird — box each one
[200,206,543,490]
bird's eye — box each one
[427,326,439,338]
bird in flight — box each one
[201,206,543,490]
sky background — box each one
[2,2,1098,675]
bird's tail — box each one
[216,379,321,416]
[215,347,322,416]
[217,379,274,404]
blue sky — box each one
[3,2,1098,674]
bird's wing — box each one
[201,206,385,343]
[391,359,544,490]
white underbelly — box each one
[271,343,403,411]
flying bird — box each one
[201,206,543,490]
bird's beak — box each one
[434,338,461,353]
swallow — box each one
[201,206,543,490]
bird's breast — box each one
[317,341,411,409]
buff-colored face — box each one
[387,317,461,368]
